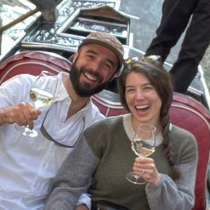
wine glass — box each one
[16,71,58,137]
[126,123,156,184]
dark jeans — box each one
[145,0,210,93]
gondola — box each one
[0,0,210,209]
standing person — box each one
[29,0,58,22]
[0,32,124,210]
[145,0,210,93]
[44,56,198,210]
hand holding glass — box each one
[126,123,156,184]
[16,71,58,137]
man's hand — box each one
[0,102,41,129]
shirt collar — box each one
[54,72,69,101]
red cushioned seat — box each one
[0,51,71,84]
[170,93,210,210]
[92,91,210,210]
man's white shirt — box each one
[0,72,104,210]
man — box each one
[145,0,210,93]
[0,32,124,210]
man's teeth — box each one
[136,105,149,110]
[85,72,97,81]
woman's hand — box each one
[74,204,89,210]
[133,156,161,186]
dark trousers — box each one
[145,0,210,93]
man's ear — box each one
[72,52,78,62]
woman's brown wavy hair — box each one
[117,57,180,179]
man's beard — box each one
[69,62,109,97]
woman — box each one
[44,56,198,210]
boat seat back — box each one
[92,91,210,210]
[0,51,71,84]
[169,93,210,210]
